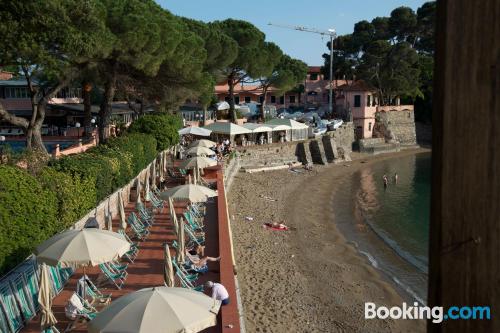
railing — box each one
[52,136,97,158]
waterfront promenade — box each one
[22,166,240,333]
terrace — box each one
[7,165,240,333]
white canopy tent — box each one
[266,119,309,142]
[203,122,251,145]
[178,127,212,137]
[242,123,274,144]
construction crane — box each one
[268,22,337,114]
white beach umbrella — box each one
[151,159,157,189]
[35,229,130,267]
[119,191,127,230]
[88,287,220,333]
[189,139,216,148]
[177,220,185,264]
[168,197,179,235]
[185,146,216,157]
[145,172,151,202]
[180,156,217,170]
[38,263,57,329]
[178,127,212,137]
[160,184,217,203]
[163,244,175,288]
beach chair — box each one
[187,204,204,220]
[184,223,205,246]
[0,282,24,332]
[175,270,203,292]
[127,215,149,239]
[137,202,154,223]
[148,191,164,210]
[64,293,97,332]
[172,259,198,282]
[184,211,203,231]
[98,264,126,289]
[131,212,152,229]
[77,275,112,306]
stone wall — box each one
[234,122,355,168]
[377,105,417,146]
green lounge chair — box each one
[98,264,126,289]
[0,284,24,332]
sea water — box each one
[333,153,431,304]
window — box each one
[279,96,284,104]
[271,95,276,103]
[234,96,240,104]
[259,95,264,103]
[367,95,371,106]
[224,96,230,102]
[244,96,251,103]
[289,95,296,103]
[309,73,318,80]
[5,87,29,99]
[354,95,361,107]
[368,122,372,131]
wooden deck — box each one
[22,166,240,333]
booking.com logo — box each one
[365,302,491,323]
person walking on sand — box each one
[205,281,230,305]
[394,173,399,184]
[383,174,388,189]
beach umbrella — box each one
[189,139,216,148]
[88,287,221,333]
[145,172,151,202]
[136,178,142,203]
[168,197,179,235]
[177,220,185,264]
[151,159,157,189]
[160,184,217,203]
[163,244,175,287]
[185,146,216,157]
[119,191,127,230]
[38,263,57,329]
[106,200,112,231]
[35,229,130,268]
[178,127,212,137]
[180,156,217,170]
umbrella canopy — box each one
[88,287,220,333]
[160,184,217,203]
[189,139,216,148]
[180,157,217,170]
[203,122,251,135]
[216,101,230,110]
[35,229,131,267]
[164,244,175,288]
[185,146,216,157]
[38,263,57,329]
[119,191,127,230]
[242,123,273,133]
[266,118,309,130]
[178,127,212,137]
[151,159,156,189]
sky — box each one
[158,0,429,66]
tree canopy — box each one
[323,1,436,119]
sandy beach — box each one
[228,148,429,333]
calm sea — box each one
[333,152,431,304]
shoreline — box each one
[228,148,428,332]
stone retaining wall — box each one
[377,106,417,145]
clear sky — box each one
[157,0,429,66]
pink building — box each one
[303,66,348,107]
[336,81,378,139]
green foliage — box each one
[0,165,58,274]
[38,167,95,230]
[128,114,182,151]
[323,1,436,112]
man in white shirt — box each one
[205,281,230,305]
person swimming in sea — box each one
[394,173,399,184]
[383,174,388,189]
